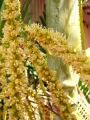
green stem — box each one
[0,1,5,38]
[78,0,85,50]
[39,79,46,94]
[3,105,7,120]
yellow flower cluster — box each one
[23,26,76,120]
[2,0,90,119]
[24,24,90,86]
[2,0,20,20]
[0,0,31,119]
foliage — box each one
[21,0,34,24]
[78,80,90,104]
[82,0,88,3]
[39,4,46,27]
[0,0,5,38]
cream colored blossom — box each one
[1,0,89,119]
[25,24,90,86]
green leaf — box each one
[40,16,46,26]
[0,0,3,10]
[0,1,5,38]
[78,80,82,86]
[43,11,46,21]
[78,80,90,104]
[21,0,34,24]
